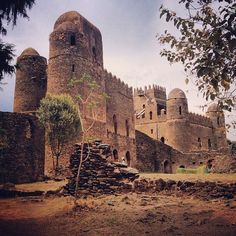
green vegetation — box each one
[159,0,236,113]
[0,0,35,81]
[177,165,208,174]
[37,94,81,173]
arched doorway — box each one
[113,149,118,161]
[179,165,185,168]
[163,160,172,173]
[125,151,131,167]
[160,137,165,143]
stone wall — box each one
[104,70,136,166]
[0,112,45,184]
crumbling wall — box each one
[66,141,138,195]
[0,112,45,183]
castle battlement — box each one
[103,69,133,97]
[134,84,166,98]
[188,112,212,127]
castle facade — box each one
[0,11,228,183]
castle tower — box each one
[13,48,47,112]
[165,88,190,152]
[47,11,106,137]
[206,103,227,151]
[47,11,103,95]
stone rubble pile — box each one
[65,141,139,195]
[134,178,236,200]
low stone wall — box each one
[133,178,236,200]
[65,141,138,195]
[0,112,45,184]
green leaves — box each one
[37,94,81,160]
[158,0,236,112]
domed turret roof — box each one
[53,11,101,34]
[20,48,39,57]
[54,21,78,32]
[54,11,81,30]
[207,103,220,112]
[168,88,186,99]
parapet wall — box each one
[188,112,212,128]
[134,85,166,99]
[103,69,133,98]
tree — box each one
[68,73,108,202]
[158,0,236,112]
[37,94,81,173]
[0,0,35,81]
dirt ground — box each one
[0,174,236,236]
[139,173,236,183]
[0,192,236,236]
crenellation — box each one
[188,112,212,127]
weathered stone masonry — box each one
[0,112,45,184]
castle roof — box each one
[53,11,101,34]
[207,103,220,112]
[20,48,39,57]
[168,88,186,99]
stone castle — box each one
[0,11,228,183]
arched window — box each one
[113,115,118,134]
[70,34,76,46]
[149,111,153,120]
[142,104,145,109]
[113,149,118,161]
[179,106,182,115]
[125,119,129,137]
[125,151,131,167]
[160,137,165,143]
[151,129,153,134]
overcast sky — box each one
[0,0,235,139]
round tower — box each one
[206,103,227,151]
[165,88,190,152]
[47,11,103,95]
[13,48,47,112]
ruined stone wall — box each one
[0,112,45,184]
[104,70,136,166]
[135,130,185,173]
[14,51,47,113]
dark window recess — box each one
[160,137,165,143]
[179,106,182,115]
[149,111,153,120]
[70,35,76,46]
[142,104,145,109]
[92,47,97,60]
[217,117,220,126]
[113,115,118,134]
[125,119,129,137]
[198,137,202,148]
[151,129,153,134]
[113,149,118,161]
[208,139,212,148]
[72,64,75,72]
